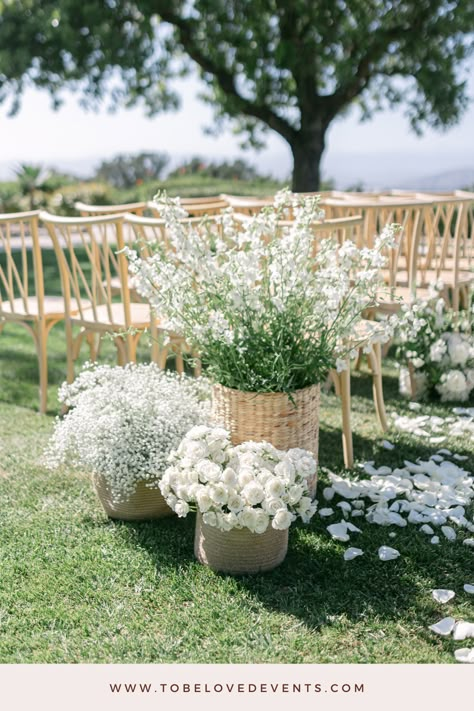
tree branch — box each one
[155,5,298,144]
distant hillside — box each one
[395,168,474,191]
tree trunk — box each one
[290,131,326,193]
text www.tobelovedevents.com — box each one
[109,682,365,695]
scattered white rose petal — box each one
[420,524,434,535]
[453,622,474,641]
[345,522,362,533]
[464,539,474,548]
[432,589,455,604]
[382,440,395,450]
[319,508,334,518]
[454,648,474,664]
[429,617,456,636]
[408,402,422,410]
[378,546,400,561]
[453,454,468,461]
[327,523,350,542]
[430,454,444,463]
[337,501,352,512]
[442,526,457,541]
[437,449,452,456]
[431,536,440,545]
[323,487,335,501]
[389,532,397,538]
[344,547,364,561]
[464,584,474,595]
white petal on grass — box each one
[430,455,444,463]
[453,454,468,461]
[437,449,452,456]
[453,622,474,641]
[420,524,434,535]
[346,522,362,533]
[464,539,474,548]
[463,584,474,595]
[442,526,457,541]
[408,402,422,410]
[454,648,474,664]
[432,589,456,604]
[337,501,352,512]
[389,532,397,538]
[323,487,335,501]
[319,508,335,518]
[429,617,456,636]
[431,536,440,545]
[382,440,395,450]
[327,523,350,542]
[344,547,364,561]
[378,546,400,561]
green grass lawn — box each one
[0,254,473,663]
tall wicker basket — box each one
[93,474,173,521]
[194,512,288,574]
[211,382,320,496]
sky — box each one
[1,70,474,188]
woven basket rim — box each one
[212,382,321,398]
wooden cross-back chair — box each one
[0,210,79,413]
[147,198,228,218]
[39,211,153,383]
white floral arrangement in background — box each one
[45,363,211,502]
[126,189,400,394]
[159,426,318,532]
[396,293,474,402]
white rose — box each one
[218,512,238,531]
[448,336,471,367]
[272,508,294,530]
[242,481,265,506]
[203,511,218,527]
[238,506,258,532]
[175,500,189,518]
[288,484,305,505]
[297,496,313,514]
[237,468,255,488]
[257,469,273,486]
[263,497,286,516]
[196,491,213,512]
[274,459,295,483]
[227,492,244,513]
[436,369,469,402]
[181,440,209,462]
[299,503,318,523]
[222,467,237,488]
[253,510,270,534]
[209,483,228,505]
[196,460,221,483]
[294,454,317,478]
[265,477,285,499]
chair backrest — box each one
[0,210,43,318]
[125,212,225,257]
[147,199,228,218]
[39,212,132,327]
[74,201,147,216]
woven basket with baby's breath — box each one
[211,382,320,497]
[93,474,173,521]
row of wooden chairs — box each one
[0,208,385,469]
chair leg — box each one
[339,362,354,469]
[34,320,49,415]
[64,317,76,385]
[114,337,127,366]
[367,342,388,432]
[85,331,100,361]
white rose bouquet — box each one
[396,293,474,402]
[126,189,400,393]
[159,426,318,532]
[45,363,211,502]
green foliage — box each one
[1,1,472,189]
[95,152,170,189]
[168,156,262,181]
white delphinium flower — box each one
[127,190,402,394]
[160,426,317,532]
[45,363,211,503]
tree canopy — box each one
[1,1,473,190]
